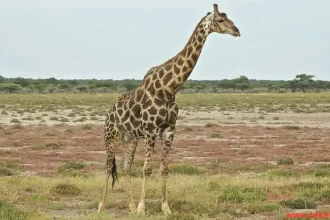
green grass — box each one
[0,200,28,220]
[0,169,329,219]
[1,93,330,112]
[216,185,267,203]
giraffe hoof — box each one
[97,201,105,213]
[137,202,146,215]
[162,202,172,215]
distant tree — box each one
[233,75,250,91]
[48,86,56,93]
[0,83,22,93]
[122,81,136,92]
[289,79,299,93]
[35,84,47,93]
[76,85,88,93]
[58,84,71,91]
[67,80,79,86]
[0,75,6,84]
[44,77,58,84]
[13,77,30,87]
[218,80,235,90]
[295,74,315,93]
[210,84,218,93]
[311,80,326,91]
[194,84,207,93]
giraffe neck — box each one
[160,15,212,95]
[138,13,213,101]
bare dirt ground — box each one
[1,111,330,177]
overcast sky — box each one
[1,0,329,81]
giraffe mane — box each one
[144,14,208,76]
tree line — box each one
[0,74,329,94]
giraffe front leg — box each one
[123,140,138,213]
[137,135,156,215]
[160,130,174,215]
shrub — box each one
[67,113,75,117]
[57,162,85,172]
[283,125,300,130]
[57,162,87,177]
[245,202,281,214]
[65,128,74,133]
[81,124,92,130]
[204,123,218,127]
[184,127,193,131]
[170,164,203,175]
[31,142,60,150]
[21,117,34,121]
[50,183,81,196]
[90,116,98,121]
[0,166,14,176]
[74,117,88,122]
[209,133,222,138]
[277,157,294,165]
[60,118,69,122]
[49,116,58,121]
[11,124,23,129]
[279,198,317,209]
[10,119,20,123]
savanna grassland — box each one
[1,92,330,220]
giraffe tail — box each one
[111,156,118,188]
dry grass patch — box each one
[31,142,60,150]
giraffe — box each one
[98,3,240,215]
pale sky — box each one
[0,0,329,81]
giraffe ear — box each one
[206,12,214,21]
[206,12,211,16]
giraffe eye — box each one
[218,20,225,23]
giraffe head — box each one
[205,4,240,37]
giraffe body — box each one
[98,3,240,215]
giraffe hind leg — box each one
[98,127,119,212]
[137,134,156,215]
[160,126,175,215]
[123,139,138,213]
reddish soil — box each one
[1,124,330,176]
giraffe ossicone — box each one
[98,3,240,215]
